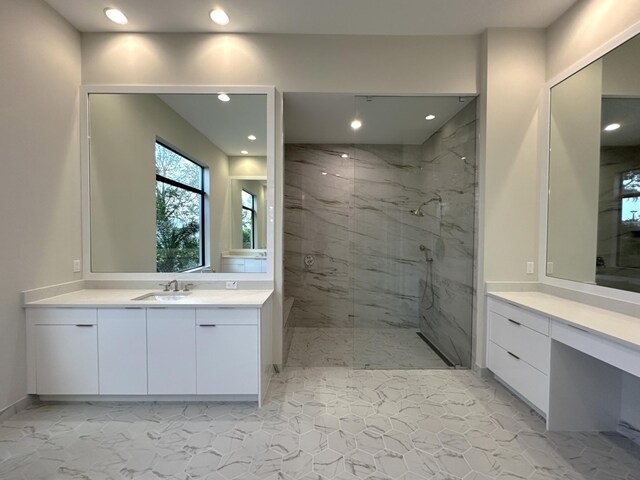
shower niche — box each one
[283,94,477,369]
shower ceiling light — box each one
[210,8,230,25]
[604,123,621,131]
[322,172,328,175]
[241,150,249,155]
[217,93,230,102]
[425,114,436,120]
[248,134,257,141]
[104,8,128,25]
[350,119,362,130]
[341,153,348,158]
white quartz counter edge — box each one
[24,289,273,308]
[487,291,640,350]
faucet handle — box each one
[183,283,195,292]
[158,283,169,292]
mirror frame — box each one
[540,24,640,304]
[80,85,276,281]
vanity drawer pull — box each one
[199,324,217,327]
[507,351,520,360]
[75,324,94,327]
[507,319,521,326]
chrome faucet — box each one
[167,279,179,292]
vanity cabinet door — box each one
[98,308,147,394]
[35,324,99,394]
[196,314,258,394]
[147,308,196,394]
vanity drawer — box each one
[488,298,549,335]
[196,308,258,325]
[488,341,549,414]
[28,308,97,325]
[489,311,550,374]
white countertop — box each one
[488,291,640,350]
[25,289,273,308]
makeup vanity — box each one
[487,293,640,431]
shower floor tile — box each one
[287,327,448,369]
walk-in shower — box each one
[283,94,477,369]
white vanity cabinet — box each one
[98,308,147,394]
[27,308,99,395]
[196,309,259,394]
[147,308,197,395]
[26,293,273,404]
[487,298,550,414]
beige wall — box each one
[547,60,602,283]
[81,33,479,95]
[229,156,267,177]
[90,94,230,273]
[0,0,81,412]
[547,0,640,81]
[476,28,546,367]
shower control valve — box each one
[304,255,315,267]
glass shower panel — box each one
[350,96,477,369]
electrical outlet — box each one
[526,262,535,274]
[226,281,238,290]
[547,262,554,274]
[73,259,81,273]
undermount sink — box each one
[132,291,192,301]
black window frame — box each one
[242,189,256,249]
[155,141,206,272]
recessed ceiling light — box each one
[604,123,621,131]
[241,150,249,155]
[336,174,341,177]
[248,134,257,141]
[217,93,230,102]
[322,172,328,175]
[104,7,128,25]
[425,114,436,120]
[210,8,230,26]
[350,119,362,130]
[341,153,348,158]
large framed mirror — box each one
[547,34,640,294]
[81,86,275,279]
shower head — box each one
[409,194,442,216]
[410,206,425,217]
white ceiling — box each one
[284,94,474,144]
[158,94,267,156]
[44,0,577,35]
[601,98,640,147]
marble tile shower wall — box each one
[284,101,477,367]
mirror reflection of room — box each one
[547,34,640,294]
[88,93,268,274]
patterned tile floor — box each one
[287,328,448,369]
[1,367,639,479]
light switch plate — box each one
[547,262,554,274]
[226,281,238,289]
[73,259,81,273]
[526,262,535,274]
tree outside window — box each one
[242,190,256,249]
[155,142,205,272]
[619,169,640,268]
